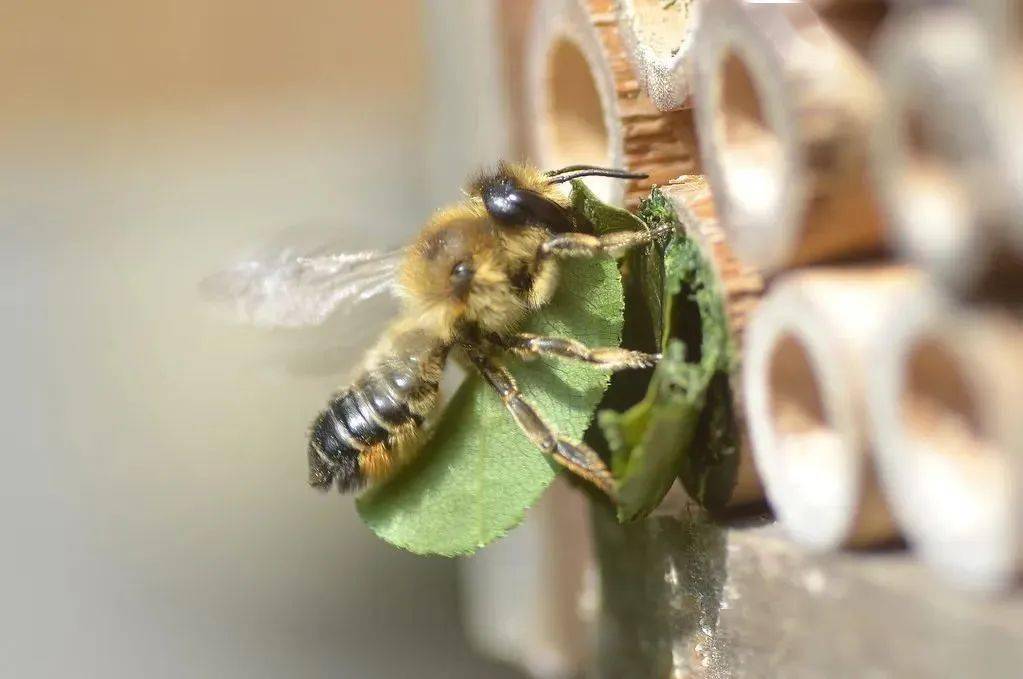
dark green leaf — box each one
[599,189,740,522]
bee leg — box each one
[499,333,660,370]
[464,347,617,498]
[539,224,674,259]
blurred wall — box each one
[0,2,520,677]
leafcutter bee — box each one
[205,163,671,497]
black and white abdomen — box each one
[307,346,445,493]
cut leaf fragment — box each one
[600,190,741,522]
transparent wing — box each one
[202,244,406,328]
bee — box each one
[205,163,673,497]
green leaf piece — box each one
[600,340,706,522]
[356,182,626,556]
[665,230,741,512]
[572,178,665,342]
[569,180,647,235]
[599,189,740,522]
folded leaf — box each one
[600,190,739,522]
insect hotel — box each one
[476,1,1023,676]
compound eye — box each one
[450,260,474,297]
[451,260,473,280]
[481,178,577,233]
[481,177,523,224]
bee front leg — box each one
[464,346,617,498]
[539,223,674,259]
[497,332,660,370]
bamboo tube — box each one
[692,0,883,273]
[528,0,625,205]
[663,177,764,508]
[527,0,699,209]
[743,267,926,549]
[872,6,1023,298]
[866,290,1023,591]
[615,0,702,111]
[584,0,701,208]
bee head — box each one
[469,162,577,234]
[468,162,646,233]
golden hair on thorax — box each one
[208,160,660,498]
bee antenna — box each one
[545,164,644,177]
[546,168,649,184]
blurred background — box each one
[5,1,1023,677]
[1,1,531,677]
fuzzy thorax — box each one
[395,197,559,342]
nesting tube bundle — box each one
[743,268,925,549]
[866,292,1023,590]
[692,0,883,273]
[516,0,1023,593]
[872,6,1023,297]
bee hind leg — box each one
[539,223,674,259]
[464,346,617,499]
[497,332,659,370]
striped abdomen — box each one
[307,355,442,493]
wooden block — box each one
[591,507,1023,677]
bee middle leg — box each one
[464,346,617,498]
[539,223,674,259]
[498,332,659,370]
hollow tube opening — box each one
[715,50,785,224]
[766,333,853,543]
[893,107,975,267]
[769,334,828,441]
[901,337,992,462]
[545,38,613,201]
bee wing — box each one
[202,244,407,328]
